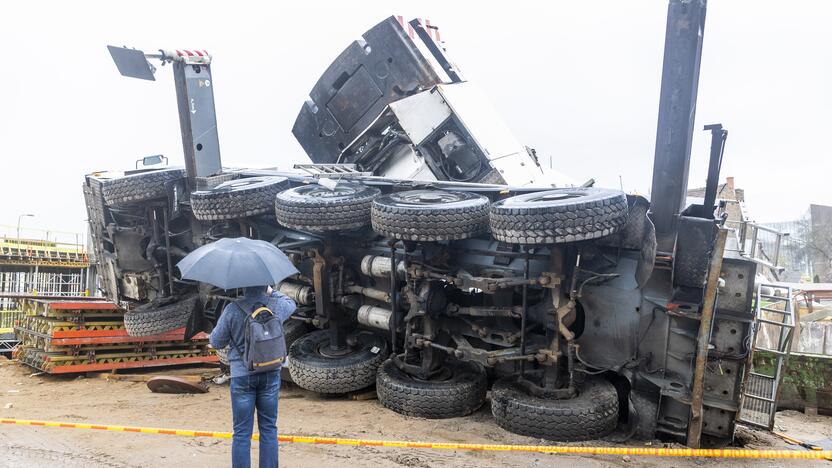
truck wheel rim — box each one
[394,191,465,205]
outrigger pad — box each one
[147,376,208,394]
[107,46,155,81]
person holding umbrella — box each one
[177,237,300,468]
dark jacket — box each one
[209,286,296,377]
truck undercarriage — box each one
[85,2,763,447]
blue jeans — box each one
[231,370,280,468]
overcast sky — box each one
[1,0,830,238]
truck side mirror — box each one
[136,155,167,168]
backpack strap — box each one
[251,306,274,319]
[227,299,250,356]
[252,356,285,368]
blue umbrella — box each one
[176,237,299,290]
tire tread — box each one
[288,330,387,394]
[102,169,185,206]
[490,376,619,441]
[489,189,628,244]
[376,358,487,418]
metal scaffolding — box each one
[0,231,90,350]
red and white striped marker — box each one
[163,49,212,65]
[396,16,441,42]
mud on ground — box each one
[0,359,828,468]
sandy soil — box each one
[0,358,828,468]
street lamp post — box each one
[17,214,34,240]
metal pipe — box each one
[16,214,34,240]
[451,306,520,317]
[687,226,728,448]
[345,285,390,303]
[520,247,529,373]
[148,207,165,296]
[569,252,582,299]
[162,206,174,296]
[773,234,782,268]
[748,223,786,235]
[567,343,575,389]
[389,244,399,354]
[739,221,748,252]
[456,247,550,261]
[418,339,458,356]
[702,124,728,217]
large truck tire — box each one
[280,319,311,383]
[491,376,619,441]
[376,358,487,418]
[490,188,628,245]
[672,217,718,288]
[371,190,489,241]
[629,391,659,440]
[191,176,290,221]
[124,295,198,337]
[102,168,185,206]
[288,330,387,394]
[274,182,379,231]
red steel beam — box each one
[0,294,99,300]
[32,300,119,311]
[51,328,130,339]
[49,332,210,345]
[24,326,208,341]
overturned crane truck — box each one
[84,2,768,447]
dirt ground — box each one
[0,359,829,468]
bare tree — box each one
[801,206,832,282]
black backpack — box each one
[234,300,287,374]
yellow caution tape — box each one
[2,418,830,460]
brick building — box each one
[686,176,745,225]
